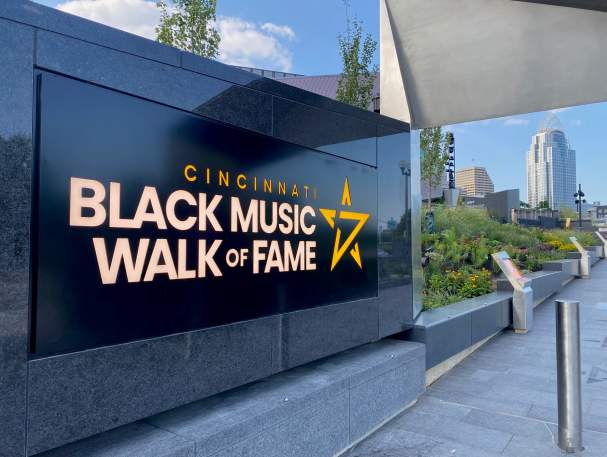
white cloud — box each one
[216,17,294,72]
[55,0,296,72]
[261,22,295,40]
[443,124,466,134]
[503,117,529,126]
[57,0,160,40]
[550,107,572,113]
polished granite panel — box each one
[0,1,180,66]
[1,1,408,131]
[26,316,279,455]
[403,292,513,368]
[280,298,379,370]
[39,341,424,457]
[181,51,261,86]
[378,285,412,337]
[0,3,413,135]
[211,391,349,457]
[376,115,411,133]
[0,6,414,455]
[377,127,413,336]
[193,83,272,135]
[349,356,425,442]
[37,422,195,457]
[147,361,349,457]
[0,17,34,457]
[250,77,378,123]
[272,97,377,166]
[148,340,420,457]
[35,30,228,110]
[406,127,424,319]
[470,298,511,344]
[411,312,472,369]
[247,76,407,129]
[183,51,410,131]
[35,31,272,134]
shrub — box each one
[423,290,460,310]
[420,205,594,310]
[543,230,598,248]
[457,269,493,298]
[424,268,493,310]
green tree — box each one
[336,1,377,109]
[520,201,531,208]
[537,200,550,210]
[156,0,220,58]
[420,127,449,210]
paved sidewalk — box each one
[345,260,607,457]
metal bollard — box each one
[555,300,583,453]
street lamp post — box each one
[574,184,586,229]
[442,132,459,208]
[445,133,455,189]
[399,160,411,221]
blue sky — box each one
[32,0,607,204]
[215,0,378,75]
[423,104,607,204]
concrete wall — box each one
[0,2,413,455]
[383,0,607,128]
[485,189,519,223]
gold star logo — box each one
[319,177,370,271]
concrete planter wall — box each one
[497,268,568,305]
[567,249,601,268]
[403,255,600,371]
[402,292,511,370]
[590,245,604,260]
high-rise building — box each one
[527,115,576,210]
[455,167,495,197]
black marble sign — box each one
[32,71,378,357]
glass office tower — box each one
[527,117,576,210]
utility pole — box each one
[574,184,586,229]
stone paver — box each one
[344,260,607,457]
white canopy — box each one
[380,0,607,128]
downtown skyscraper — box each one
[456,167,495,197]
[527,116,576,210]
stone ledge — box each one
[542,259,579,283]
[401,292,512,369]
[497,269,567,306]
[36,422,195,457]
[37,340,425,457]
[407,258,602,371]
[567,249,601,266]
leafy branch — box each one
[156,0,221,58]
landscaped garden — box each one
[422,205,598,310]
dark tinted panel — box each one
[33,72,378,357]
